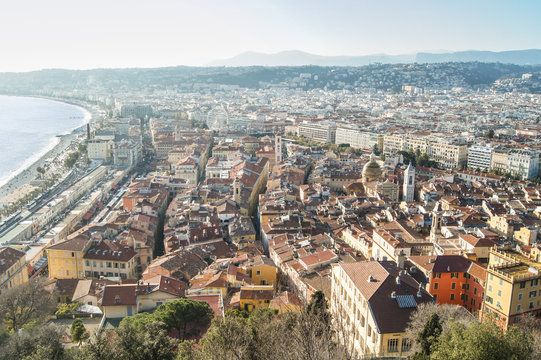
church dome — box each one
[362,154,382,182]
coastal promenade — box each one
[0,99,102,211]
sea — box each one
[0,95,90,187]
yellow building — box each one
[482,247,541,329]
[331,261,433,359]
[488,215,521,238]
[229,216,257,249]
[187,271,229,298]
[100,276,185,319]
[514,226,538,246]
[269,291,303,314]
[46,236,92,279]
[0,247,29,293]
[238,256,278,288]
[238,285,275,312]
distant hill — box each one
[208,49,541,67]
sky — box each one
[0,0,539,72]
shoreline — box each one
[0,97,100,206]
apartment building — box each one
[506,149,539,180]
[298,122,336,143]
[47,236,92,279]
[383,134,468,168]
[87,139,114,163]
[331,261,433,358]
[335,126,383,151]
[0,247,29,294]
[424,255,486,313]
[482,247,541,329]
[491,149,508,171]
[467,145,493,170]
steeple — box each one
[430,201,443,243]
[403,163,415,202]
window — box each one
[451,283,456,290]
[517,304,522,312]
[520,282,526,289]
[450,294,455,300]
[474,287,478,295]
[519,293,523,301]
[256,270,261,276]
[530,291,537,298]
[498,290,502,297]
[434,283,439,290]
[401,338,412,352]
[532,279,539,287]
[433,294,437,301]
[388,338,399,353]
[530,302,534,309]
[499,279,503,286]
[85,260,90,266]
[451,273,458,278]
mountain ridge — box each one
[208,49,541,67]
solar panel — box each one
[396,295,417,308]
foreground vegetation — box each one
[2,282,541,360]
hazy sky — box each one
[0,0,539,72]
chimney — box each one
[397,251,406,269]
[396,275,401,285]
[391,291,397,299]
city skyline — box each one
[0,0,540,72]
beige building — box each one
[175,156,199,185]
[491,150,508,171]
[331,261,433,358]
[383,134,467,168]
[0,247,29,294]
[88,139,114,163]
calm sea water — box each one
[0,95,89,187]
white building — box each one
[330,261,433,358]
[298,122,336,143]
[506,149,540,180]
[113,139,142,169]
[467,145,493,170]
[335,126,382,151]
[403,164,415,202]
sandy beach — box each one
[0,99,100,207]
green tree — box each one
[120,312,155,332]
[71,319,88,345]
[113,320,177,360]
[72,330,115,360]
[0,324,65,360]
[154,299,214,341]
[413,313,442,360]
[36,166,45,179]
[431,321,532,360]
[486,129,495,139]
